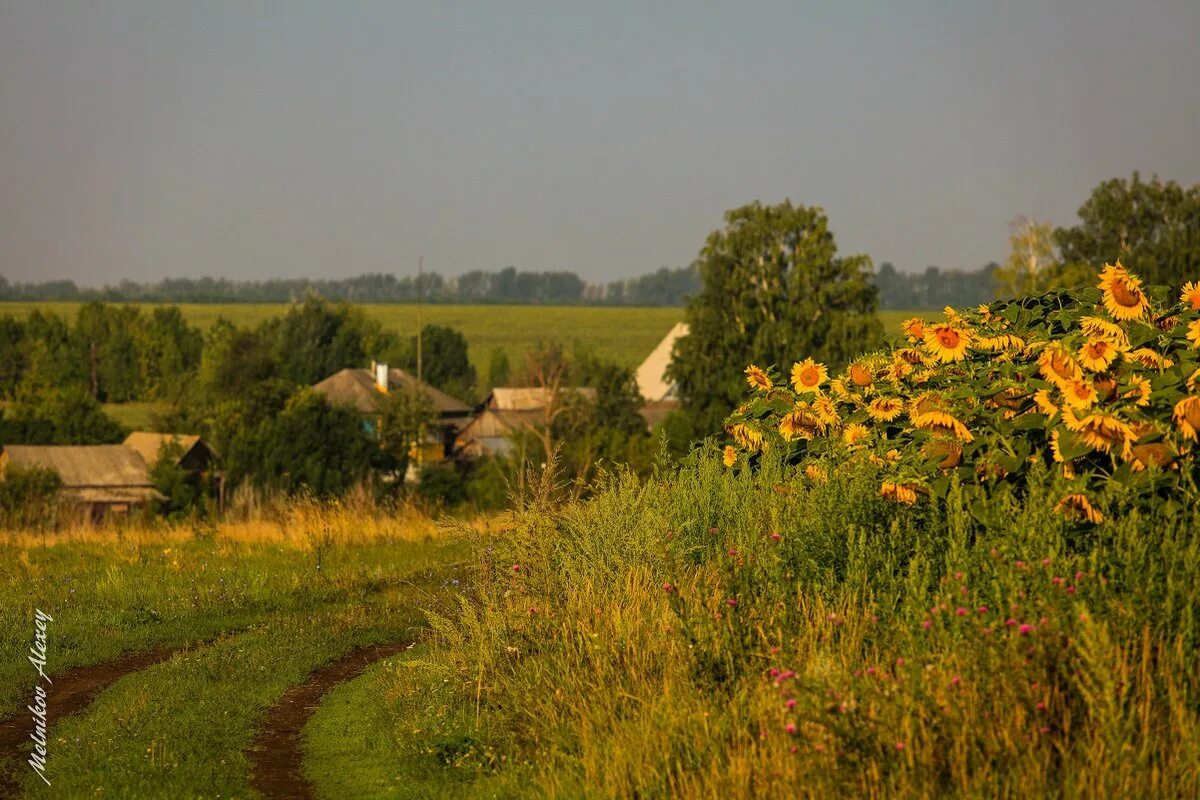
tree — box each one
[376,388,437,479]
[487,348,512,390]
[403,324,475,397]
[995,217,1057,298]
[669,200,883,433]
[1055,173,1200,286]
[0,387,125,444]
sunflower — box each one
[829,379,852,400]
[895,347,925,366]
[778,406,825,441]
[1128,347,1175,370]
[842,423,870,446]
[745,364,772,392]
[1188,320,1200,348]
[1180,281,1200,311]
[923,323,972,363]
[1173,396,1200,440]
[1069,412,1136,458]
[848,362,874,389]
[1077,337,1123,372]
[977,334,1026,352]
[1038,345,1082,389]
[885,448,901,463]
[901,317,926,342]
[804,464,828,483]
[811,396,840,426]
[1061,379,1098,409]
[729,423,765,451]
[1130,441,1175,471]
[1099,262,1150,320]
[1034,389,1059,418]
[722,445,737,468]
[923,439,963,470]
[867,396,905,422]
[1080,316,1130,346]
[1123,375,1152,407]
[1188,368,1200,392]
[907,410,974,441]
[790,358,828,393]
[880,481,918,505]
[887,358,914,382]
[1054,494,1104,524]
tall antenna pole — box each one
[416,254,423,385]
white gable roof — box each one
[635,322,689,402]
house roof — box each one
[123,432,209,469]
[312,367,470,416]
[1,445,153,489]
[635,322,689,402]
[486,386,598,411]
[637,400,681,430]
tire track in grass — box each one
[0,642,203,796]
[248,640,412,800]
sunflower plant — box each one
[723,262,1200,524]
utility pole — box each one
[416,255,423,384]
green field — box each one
[0,302,916,375]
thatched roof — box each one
[313,368,470,417]
[1,445,161,505]
[635,322,688,402]
[486,387,598,411]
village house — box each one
[312,363,472,461]
[634,322,688,429]
[0,444,162,518]
[124,432,218,473]
[455,386,598,458]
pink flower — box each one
[895,657,905,667]
[1036,701,1046,711]
[866,666,877,676]
[1005,618,1017,627]
[512,564,521,572]
[528,607,538,614]
[1052,576,1063,585]
[813,744,825,753]
[1074,570,1084,581]
[894,742,905,751]
[1015,560,1026,569]
[726,599,738,608]
[1019,623,1033,635]
[921,619,932,630]
[951,675,961,686]
[769,668,781,677]
[790,745,798,753]
[769,646,780,654]
[1066,586,1076,595]
[955,607,968,616]
[785,723,797,734]
[708,526,719,534]
[955,571,964,581]
[786,698,797,709]
[662,582,673,592]
[977,606,989,614]
[1039,726,1051,734]
[1042,558,1052,567]
[771,532,782,541]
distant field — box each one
[0,302,919,374]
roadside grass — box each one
[349,455,1200,798]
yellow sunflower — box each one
[729,423,765,451]
[923,439,963,470]
[887,358,914,382]
[977,333,1026,352]
[912,408,974,442]
[1038,344,1082,389]
[745,364,772,392]
[804,464,828,483]
[1188,320,1200,348]
[923,323,972,363]
[842,423,870,446]
[1061,379,1098,410]
[1180,281,1200,311]
[1054,494,1104,524]
[901,317,926,342]
[1034,389,1059,418]
[848,362,874,389]
[829,378,852,400]
[790,358,828,393]
[1098,262,1149,320]
[811,396,840,426]
[880,481,918,505]
[867,396,905,422]
[778,406,825,441]
[1130,440,1175,471]
[1123,375,1152,407]
[1187,368,1200,392]
[1068,412,1136,458]
[1079,316,1129,346]
[722,445,737,468]
[1128,347,1175,370]
[1077,337,1123,372]
[885,448,902,463]
[1173,396,1200,440]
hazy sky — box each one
[2,1,1198,286]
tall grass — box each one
[380,452,1199,798]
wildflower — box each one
[745,364,772,392]
[529,607,538,614]
[1098,262,1149,320]
[708,526,719,534]
[924,323,972,362]
[722,445,737,468]
[1019,623,1033,635]
[895,742,906,751]
[662,582,673,592]
[955,607,967,616]
[1066,586,1076,595]
[512,564,521,572]
[1175,280,1200,310]
[951,675,961,686]
[728,548,738,557]
[786,698,797,709]
[771,532,782,541]
[786,723,797,734]
[921,619,932,629]
[727,598,738,607]
[867,396,905,422]
[977,606,989,614]
[791,358,828,393]
[1006,618,1017,626]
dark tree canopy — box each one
[1055,172,1200,287]
[402,324,476,397]
[669,200,883,432]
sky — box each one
[1,1,1198,286]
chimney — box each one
[375,362,389,393]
